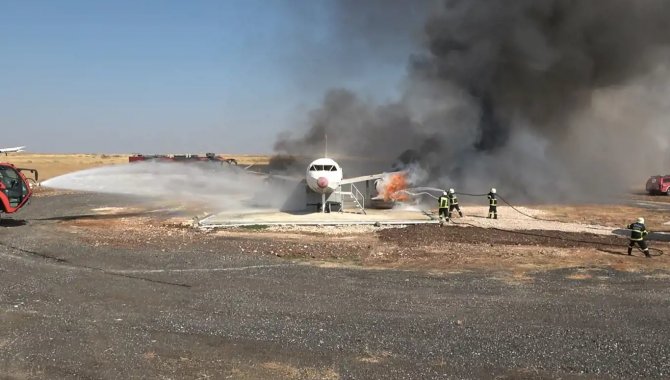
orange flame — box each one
[383,173,409,201]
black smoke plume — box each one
[275,0,670,200]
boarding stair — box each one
[336,183,366,215]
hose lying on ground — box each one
[445,218,665,257]
[407,190,666,257]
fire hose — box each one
[397,188,665,257]
[493,194,665,256]
[449,219,664,257]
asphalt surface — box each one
[1,193,669,379]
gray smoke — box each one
[275,0,670,201]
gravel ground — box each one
[1,192,669,379]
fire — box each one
[382,172,409,201]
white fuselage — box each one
[0,146,26,155]
[305,158,343,194]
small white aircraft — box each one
[257,137,396,213]
[304,157,389,213]
[0,146,26,156]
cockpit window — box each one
[309,164,337,171]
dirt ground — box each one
[535,203,670,232]
[10,153,667,276]
[54,201,670,281]
[2,156,670,378]
[2,182,670,378]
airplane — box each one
[269,156,396,213]
[0,146,26,155]
[249,156,392,213]
[250,135,402,213]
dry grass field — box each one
[1,153,271,181]
[537,204,670,232]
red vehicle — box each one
[129,152,237,165]
[646,175,670,195]
[0,163,38,217]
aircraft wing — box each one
[243,168,303,183]
[0,146,26,154]
[340,173,386,185]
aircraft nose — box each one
[317,177,329,189]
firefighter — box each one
[447,188,463,218]
[438,191,450,223]
[627,217,651,258]
[487,188,498,219]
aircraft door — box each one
[0,165,29,212]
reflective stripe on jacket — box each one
[488,194,497,206]
[439,196,449,208]
[448,194,458,205]
[628,223,648,241]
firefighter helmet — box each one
[449,188,455,194]
[637,217,645,224]
[491,188,496,194]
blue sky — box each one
[0,0,413,153]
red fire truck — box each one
[129,153,238,165]
[0,163,38,217]
[646,175,670,195]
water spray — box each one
[41,162,295,211]
[394,187,445,200]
